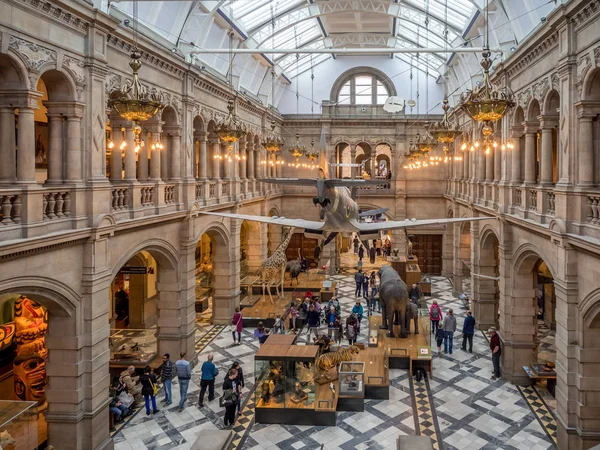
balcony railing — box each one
[140,186,154,207]
[164,185,175,204]
[587,196,600,224]
[208,182,216,199]
[195,182,204,201]
[546,192,555,216]
[111,187,129,211]
[43,191,71,220]
[514,189,522,208]
[0,193,21,225]
[528,190,538,211]
[221,181,230,197]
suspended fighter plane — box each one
[201,166,490,243]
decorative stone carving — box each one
[9,37,57,71]
[62,55,86,85]
[533,77,550,102]
[201,108,212,123]
[576,53,592,84]
[551,72,559,91]
[105,73,121,96]
[595,45,600,67]
[517,89,532,108]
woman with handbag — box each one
[231,307,243,345]
[139,366,159,416]
[221,368,240,428]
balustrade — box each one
[529,190,538,211]
[164,185,175,204]
[0,194,21,225]
[209,182,216,199]
[587,196,600,224]
[111,187,129,211]
[546,192,556,216]
[222,181,230,197]
[195,182,204,201]
[493,186,499,211]
[514,189,522,207]
[43,191,71,220]
[140,187,154,207]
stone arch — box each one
[330,66,397,102]
[111,238,180,280]
[543,89,560,116]
[581,288,600,331]
[0,52,29,90]
[194,221,233,323]
[477,226,500,328]
[38,69,77,102]
[581,67,600,101]
[526,98,541,121]
[512,105,525,126]
[336,141,351,178]
[375,143,392,177]
[512,243,555,281]
[161,105,179,127]
[193,115,205,178]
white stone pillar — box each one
[0,108,16,183]
[46,113,64,184]
[169,131,181,180]
[150,132,162,181]
[577,116,594,186]
[539,120,555,186]
[240,144,247,179]
[486,147,494,182]
[16,106,36,183]
[463,149,469,179]
[477,145,486,181]
[523,126,537,185]
[199,137,207,179]
[248,143,255,179]
[511,127,523,184]
[123,126,137,181]
[211,141,220,180]
[160,135,169,180]
[223,143,232,179]
[138,133,149,181]
[494,140,502,182]
[65,114,83,183]
[110,128,123,182]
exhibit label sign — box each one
[119,266,148,274]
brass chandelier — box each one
[305,139,319,169]
[288,133,305,167]
[416,123,437,153]
[262,120,284,159]
[432,98,461,143]
[215,100,247,162]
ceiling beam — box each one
[190,46,499,55]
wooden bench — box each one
[523,365,556,397]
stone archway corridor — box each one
[113,271,556,450]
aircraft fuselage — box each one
[320,186,363,232]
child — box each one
[273,314,283,334]
[289,303,298,331]
[435,327,445,355]
[346,314,358,345]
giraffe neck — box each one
[274,229,294,255]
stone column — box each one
[350,149,357,178]
[511,127,523,184]
[110,128,123,182]
[523,124,538,185]
[16,106,36,184]
[150,132,162,181]
[463,149,469,179]
[223,143,232,179]
[0,107,16,183]
[199,136,207,179]
[167,128,181,181]
[452,222,463,297]
[160,135,169,180]
[65,111,83,183]
[539,117,556,186]
[46,113,64,184]
[248,142,255,179]
[577,115,594,186]
[485,147,494,182]
[213,221,241,324]
[138,133,149,181]
[477,145,486,181]
[494,139,502,182]
[240,144,247,179]
[211,141,220,180]
[123,126,137,181]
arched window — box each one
[337,74,390,105]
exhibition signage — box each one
[119,266,148,274]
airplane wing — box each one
[325,179,389,187]
[355,216,493,232]
[200,211,326,230]
[260,178,317,186]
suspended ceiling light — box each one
[262,120,284,158]
[215,100,247,162]
[305,139,319,169]
[288,133,305,167]
[416,123,437,153]
[432,98,461,143]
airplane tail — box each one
[318,126,329,178]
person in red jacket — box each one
[429,300,443,335]
[489,327,501,379]
[231,307,243,345]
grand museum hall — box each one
[1,0,600,449]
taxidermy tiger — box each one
[315,345,360,372]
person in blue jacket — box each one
[351,300,364,333]
[326,306,338,339]
[461,310,476,353]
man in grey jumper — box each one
[442,308,457,354]
[175,352,191,412]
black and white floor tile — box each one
[115,257,556,450]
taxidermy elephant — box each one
[378,265,409,338]
[405,302,419,334]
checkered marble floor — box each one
[115,256,556,450]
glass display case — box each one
[0,400,38,450]
[109,328,157,366]
[255,358,286,408]
[338,362,365,397]
[285,346,316,409]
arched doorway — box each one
[195,232,215,321]
[336,142,351,178]
[355,142,371,177]
[375,143,392,178]
[477,230,500,329]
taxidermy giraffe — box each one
[260,226,294,304]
